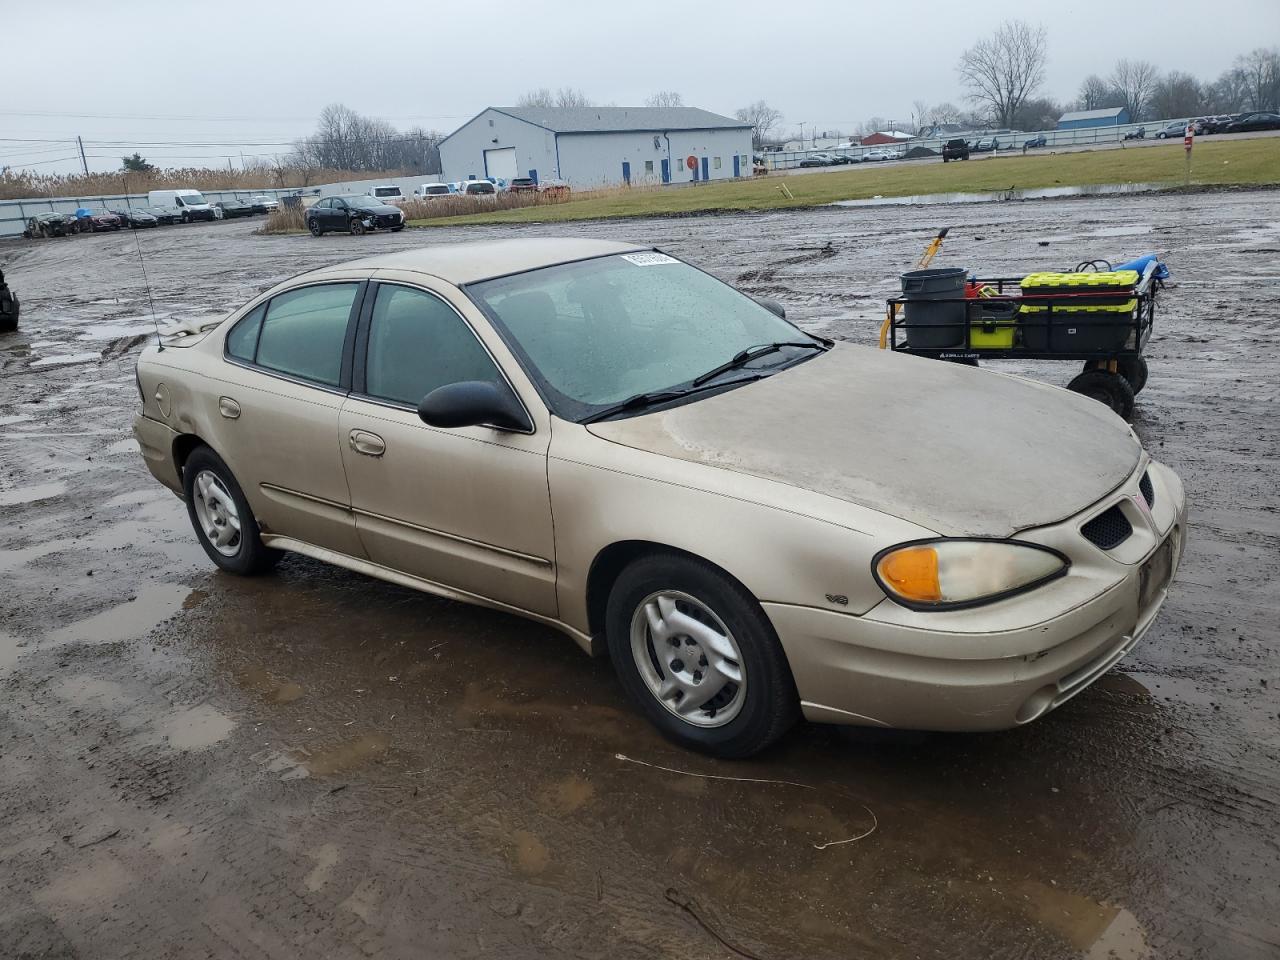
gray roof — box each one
[1059,107,1127,122]
[493,106,751,134]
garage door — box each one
[484,147,518,181]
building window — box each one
[644,160,654,174]
[488,118,494,127]
[675,157,683,170]
[713,157,722,170]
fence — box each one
[762,117,1191,170]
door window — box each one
[364,285,502,406]
[252,283,359,386]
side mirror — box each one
[757,297,786,320]
[418,380,531,432]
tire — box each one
[182,446,280,576]
[308,219,323,237]
[1083,357,1148,395]
[605,552,799,758]
[391,226,404,232]
[349,219,366,236]
[1067,369,1135,420]
[182,212,190,224]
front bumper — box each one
[133,413,183,496]
[767,461,1188,731]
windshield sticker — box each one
[621,252,678,266]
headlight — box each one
[873,539,1068,610]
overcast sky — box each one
[3,0,1276,174]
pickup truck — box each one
[941,138,970,162]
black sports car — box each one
[110,208,160,228]
[214,197,256,218]
[1223,112,1280,133]
[305,195,405,236]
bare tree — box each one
[956,20,1047,127]
[646,91,684,108]
[1237,47,1280,111]
[1011,97,1062,131]
[291,103,442,173]
[1078,74,1117,110]
[1205,67,1249,113]
[554,87,592,108]
[517,88,555,108]
[1149,72,1205,120]
[1110,59,1160,121]
[734,100,782,149]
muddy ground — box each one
[1,190,1278,960]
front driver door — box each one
[338,280,557,617]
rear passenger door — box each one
[338,280,557,616]
[216,280,365,557]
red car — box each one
[87,211,122,232]
[508,177,539,193]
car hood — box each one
[586,344,1141,537]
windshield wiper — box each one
[580,374,767,425]
[690,340,825,387]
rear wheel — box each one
[182,446,280,576]
[606,553,799,758]
[1067,369,1135,420]
[308,218,323,237]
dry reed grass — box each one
[256,205,309,234]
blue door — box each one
[622,161,631,185]
[700,156,709,181]
[661,158,670,183]
[529,169,538,184]
[733,154,740,177]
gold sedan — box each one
[134,239,1186,757]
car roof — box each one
[311,239,648,285]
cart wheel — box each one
[1067,370,1135,421]
[1083,357,1148,395]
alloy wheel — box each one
[629,590,746,727]
[191,469,242,557]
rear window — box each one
[466,183,495,194]
[373,187,402,197]
[425,185,450,194]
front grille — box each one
[1139,470,1155,508]
[1082,505,1133,550]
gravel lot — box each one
[1,189,1278,960]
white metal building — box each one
[439,107,754,187]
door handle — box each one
[218,397,241,419]
[349,429,386,457]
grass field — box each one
[409,137,1279,228]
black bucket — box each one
[901,267,967,347]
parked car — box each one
[369,185,406,205]
[461,181,498,198]
[1023,134,1047,149]
[862,148,898,162]
[305,195,405,236]
[214,197,256,219]
[941,138,970,162]
[1123,126,1146,140]
[797,153,833,167]
[248,195,278,214]
[828,154,858,165]
[972,137,1000,152]
[1198,114,1243,134]
[22,212,73,238]
[143,205,180,225]
[87,211,123,232]
[1224,112,1280,133]
[0,266,17,333]
[1155,121,1188,139]
[414,183,455,199]
[131,239,1188,758]
[110,208,160,229]
[148,189,216,222]
[508,177,539,194]
[537,178,570,197]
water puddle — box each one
[237,665,305,704]
[830,182,1164,208]
[285,732,392,778]
[46,582,191,647]
[0,480,68,506]
[153,703,236,750]
[30,352,101,368]
[104,438,139,456]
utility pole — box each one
[76,136,88,175]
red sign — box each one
[1184,123,1194,152]
[686,155,698,170]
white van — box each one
[413,183,453,200]
[368,185,405,205]
[147,189,215,222]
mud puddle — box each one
[829,181,1164,207]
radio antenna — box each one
[123,175,165,350]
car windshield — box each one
[180,193,207,205]
[469,252,819,421]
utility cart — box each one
[882,260,1163,420]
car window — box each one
[254,283,359,386]
[226,303,266,362]
[364,285,502,407]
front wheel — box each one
[1067,369,1135,420]
[182,446,280,576]
[308,219,323,237]
[606,553,799,758]
[349,219,366,236]
[391,225,404,232]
